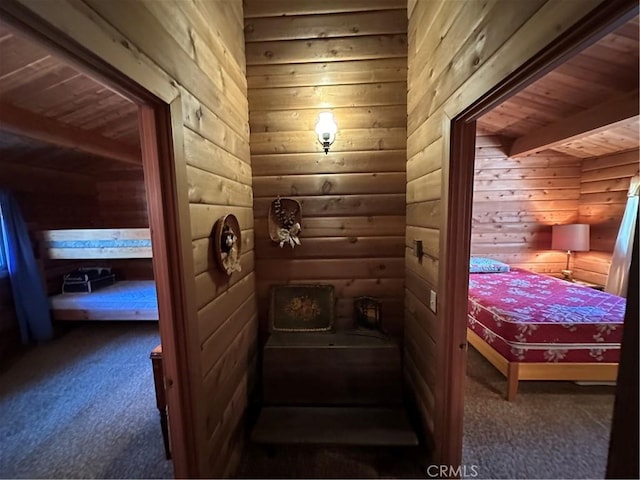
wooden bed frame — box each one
[467,328,619,401]
[41,228,157,321]
[39,228,152,259]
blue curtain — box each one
[0,190,53,344]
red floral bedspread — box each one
[468,269,625,363]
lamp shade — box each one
[551,224,590,251]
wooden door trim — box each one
[440,0,639,469]
[139,101,201,478]
[436,115,476,467]
[0,2,200,477]
[606,227,639,478]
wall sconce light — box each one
[315,111,337,154]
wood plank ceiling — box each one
[472,15,639,280]
[477,15,639,156]
[0,22,141,174]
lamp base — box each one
[561,269,573,281]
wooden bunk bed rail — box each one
[39,228,152,259]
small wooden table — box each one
[150,344,171,459]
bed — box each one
[49,280,158,320]
[39,228,159,321]
[39,228,152,259]
[467,261,625,400]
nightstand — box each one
[570,279,605,291]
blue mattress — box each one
[49,280,159,321]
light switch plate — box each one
[413,239,423,258]
[429,290,437,313]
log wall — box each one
[0,162,100,229]
[96,169,149,228]
[574,148,639,285]
[13,0,255,476]
[0,162,103,294]
[95,168,155,281]
[407,0,606,462]
[470,134,582,274]
[245,0,408,337]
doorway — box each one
[0,4,196,477]
[440,0,639,472]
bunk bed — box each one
[40,228,159,321]
[467,259,625,400]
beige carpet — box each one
[463,346,615,479]
[238,347,615,479]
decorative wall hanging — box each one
[213,214,242,276]
[268,197,302,248]
[269,284,335,333]
[354,296,382,331]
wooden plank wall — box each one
[245,0,408,337]
[470,134,581,273]
[1,161,154,292]
[95,168,155,281]
[0,162,103,294]
[28,0,255,476]
[407,0,604,462]
[96,169,149,228]
[574,148,639,285]
[0,162,99,229]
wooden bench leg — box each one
[158,408,170,460]
[506,362,519,401]
[151,345,171,460]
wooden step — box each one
[251,406,419,447]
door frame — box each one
[439,0,639,468]
[0,2,201,477]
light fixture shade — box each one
[315,111,337,153]
[551,224,590,251]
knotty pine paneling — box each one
[96,169,149,228]
[246,1,408,337]
[21,0,255,476]
[0,162,99,230]
[0,161,104,294]
[574,148,639,285]
[407,0,605,462]
[471,135,582,274]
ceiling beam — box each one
[509,90,639,157]
[0,102,141,165]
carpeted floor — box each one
[237,444,428,479]
[0,322,173,479]
[463,346,615,479]
[0,324,615,479]
[238,348,615,479]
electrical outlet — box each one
[429,290,437,313]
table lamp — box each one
[551,224,590,281]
